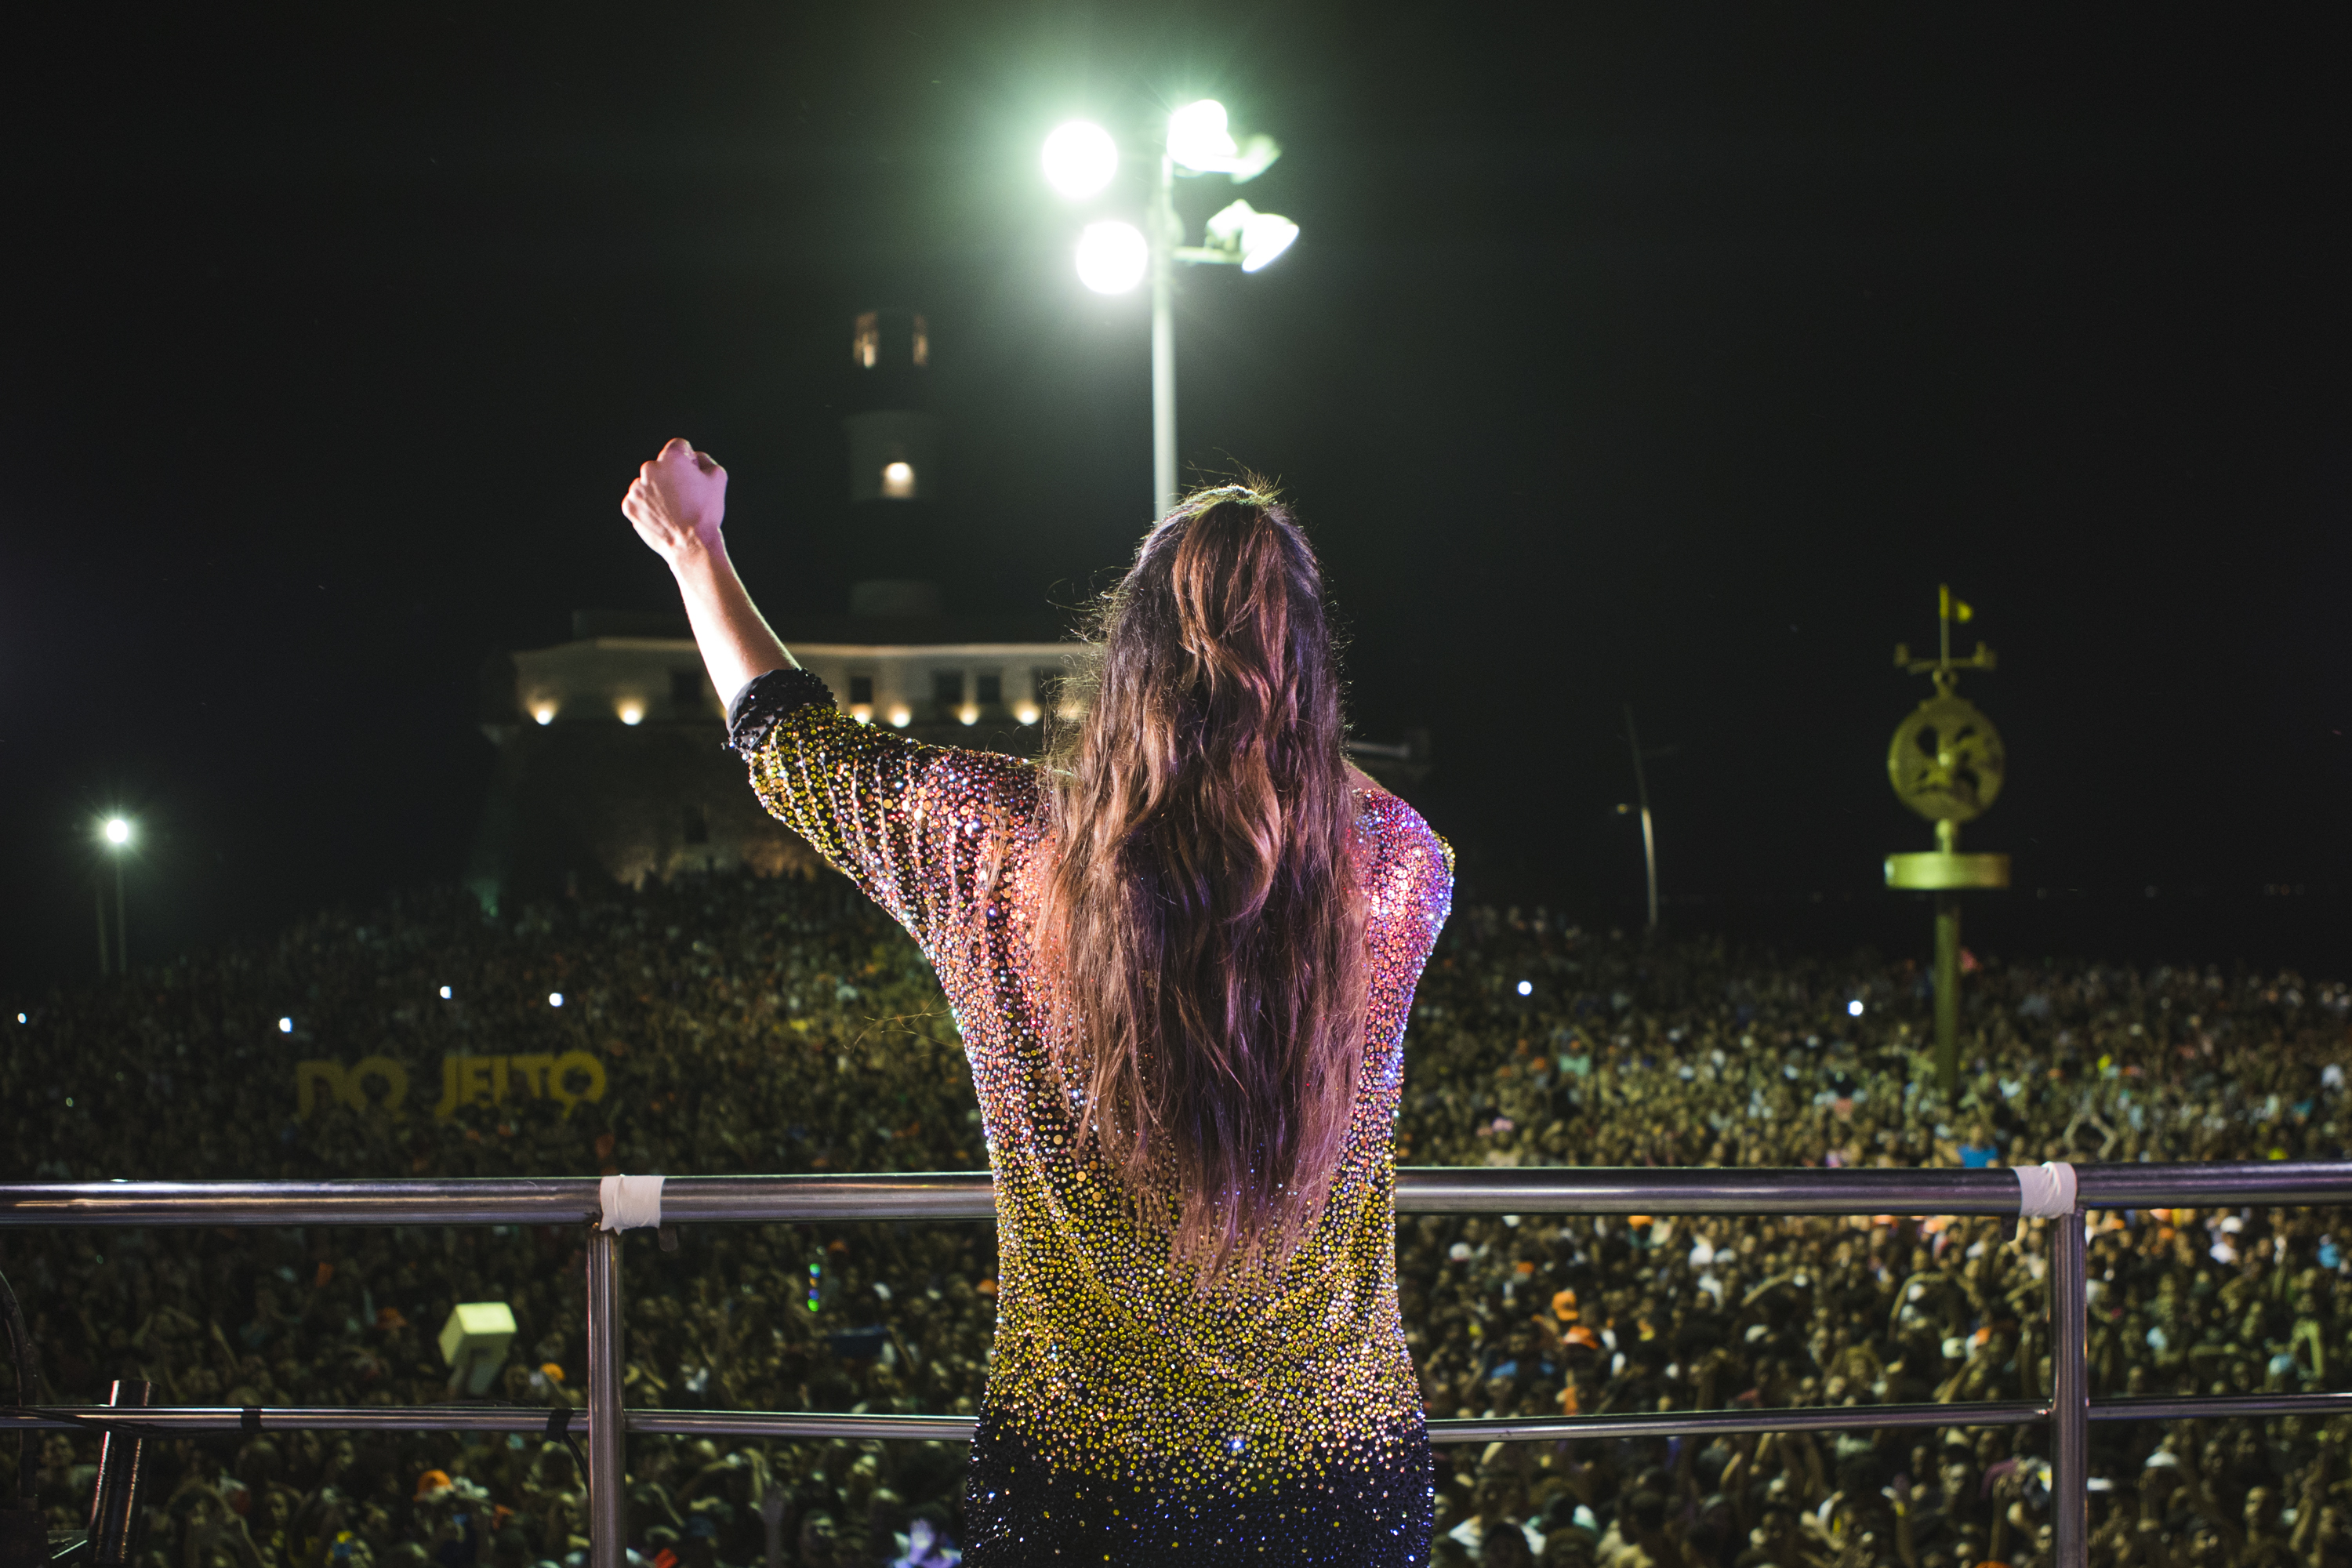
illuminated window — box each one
[976,673,1002,706]
[912,314,929,367]
[932,670,964,707]
[853,310,879,369]
[848,674,874,706]
[880,460,916,499]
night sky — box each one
[5,4,2350,996]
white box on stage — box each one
[438,1301,518,1395]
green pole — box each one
[1934,891,1960,1100]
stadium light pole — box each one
[1044,101,1296,519]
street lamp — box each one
[98,815,133,977]
[1620,707,1662,935]
[1043,100,1299,518]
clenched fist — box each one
[623,437,729,564]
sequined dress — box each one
[731,670,1454,1566]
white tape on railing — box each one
[2013,1161,2077,1219]
[597,1174,665,1232]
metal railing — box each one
[7,1161,2351,1568]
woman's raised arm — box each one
[622,437,794,707]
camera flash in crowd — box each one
[1516,980,1534,996]
[549,992,564,1008]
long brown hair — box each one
[1038,484,1367,1282]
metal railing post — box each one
[86,1377,152,1567]
[2051,1205,2089,1568]
[586,1229,626,1568]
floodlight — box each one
[617,701,644,726]
[1167,100,1236,171]
[1237,210,1298,271]
[1205,200,1299,272]
[103,817,131,847]
[1167,100,1279,180]
[887,705,913,728]
[957,704,980,726]
[1075,221,1148,293]
[1041,120,1118,198]
[1223,133,1281,183]
[880,460,916,499]
[1014,703,1040,726]
[532,702,556,725]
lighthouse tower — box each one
[839,307,947,618]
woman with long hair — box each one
[626,438,1454,1566]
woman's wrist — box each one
[666,527,728,582]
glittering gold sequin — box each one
[746,692,1453,1564]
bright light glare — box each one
[617,702,644,726]
[1041,119,1118,198]
[887,706,913,728]
[957,704,981,726]
[103,817,131,846]
[849,704,874,725]
[532,703,556,726]
[439,985,452,1000]
[880,460,916,499]
[1014,703,1041,726]
[1516,980,1534,997]
[278,1017,293,1034]
[1167,99,1236,171]
[1075,221,1148,294]
[1848,999,1866,1017]
[548,992,564,1008]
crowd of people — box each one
[5,872,2350,1568]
